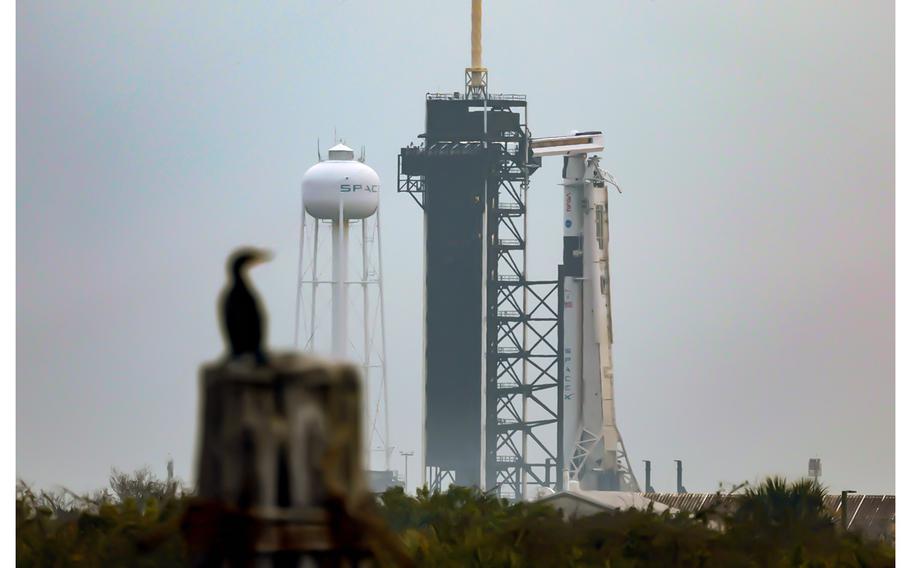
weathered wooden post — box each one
[183,352,402,567]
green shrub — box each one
[16,473,894,567]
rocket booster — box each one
[530,131,636,491]
[561,153,622,490]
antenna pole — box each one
[471,0,482,69]
[465,0,487,97]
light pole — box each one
[400,451,414,493]
[674,460,687,494]
[841,490,856,531]
[643,460,654,493]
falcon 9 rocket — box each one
[531,132,639,491]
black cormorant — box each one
[220,247,272,364]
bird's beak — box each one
[254,250,274,265]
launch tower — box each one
[398,1,561,497]
[400,0,640,497]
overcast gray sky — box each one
[17,0,893,494]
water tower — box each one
[295,142,392,472]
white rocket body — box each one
[562,154,623,490]
[530,131,637,491]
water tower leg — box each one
[308,220,320,350]
[294,205,307,348]
[332,201,348,357]
[362,218,371,470]
[376,209,392,473]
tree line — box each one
[16,470,895,567]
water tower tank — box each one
[302,143,380,220]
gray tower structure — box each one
[398,90,561,497]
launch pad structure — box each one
[398,0,638,498]
[398,92,562,498]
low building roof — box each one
[537,490,677,518]
[645,492,895,540]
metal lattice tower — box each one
[398,92,561,498]
[485,123,560,498]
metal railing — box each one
[426,92,527,102]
